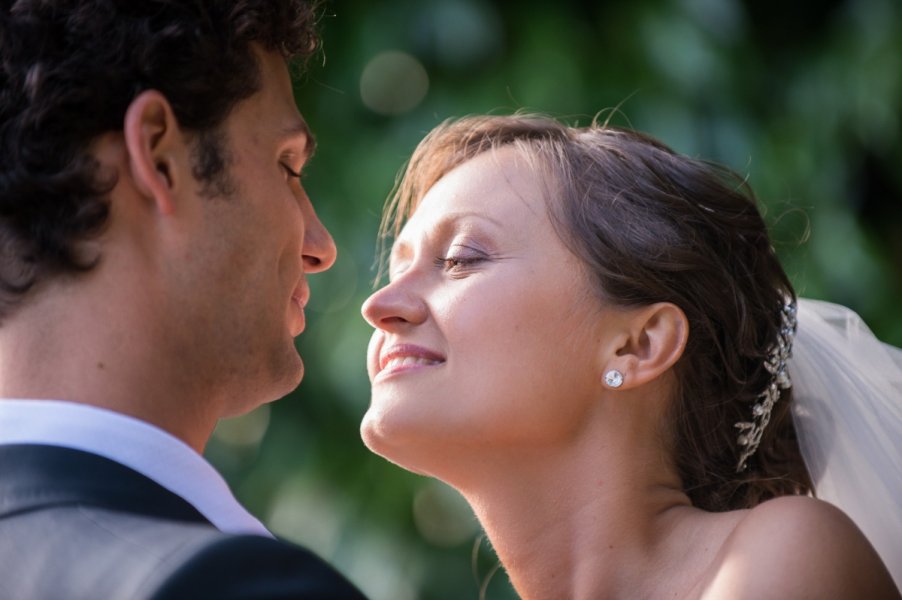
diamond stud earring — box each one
[604,369,624,388]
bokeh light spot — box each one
[212,405,271,449]
[360,50,429,115]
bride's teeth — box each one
[385,356,440,369]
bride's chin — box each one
[359,412,391,456]
[360,410,436,477]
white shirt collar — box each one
[0,399,272,538]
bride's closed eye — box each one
[434,244,489,276]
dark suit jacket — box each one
[0,444,367,599]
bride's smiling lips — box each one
[376,343,446,381]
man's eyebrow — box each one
[280,121,316,159]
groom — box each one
[0,1,365,598]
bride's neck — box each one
[450,426,697,600]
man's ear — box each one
[602,303,688,390]
[123,90,188,215]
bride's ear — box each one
[601,303,688,389]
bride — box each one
[360,114,901,599]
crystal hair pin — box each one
[734,300,798,472]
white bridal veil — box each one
[791,299,902,590]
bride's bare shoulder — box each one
[700,496,899,599]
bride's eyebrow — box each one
[433,211,504,230]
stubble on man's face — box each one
[168,54,318,420]
[191,128,238,200]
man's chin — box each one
[273,351,304,397]
[279,344,304,398]
[236,351,304,413]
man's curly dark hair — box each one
[0,0,321,318]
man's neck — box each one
[0,277,217,453]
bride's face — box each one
[361,147,612,475]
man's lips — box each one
[291,284,310,308]
[290,284,309,336]
[378,344,445,375]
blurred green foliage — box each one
[206,1,902,598]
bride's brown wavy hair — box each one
[378,114,812,511]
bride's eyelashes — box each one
[434,255,483,270]
[434,244,489,276]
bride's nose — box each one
[361,278,428,331]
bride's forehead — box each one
[390,142,553,235]
[422,151,549,208]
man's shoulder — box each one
[0,505,366,599]
[83,507,367,599]
[148,531,367,599]
[0,504,213,598]
[94,508,367,599]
